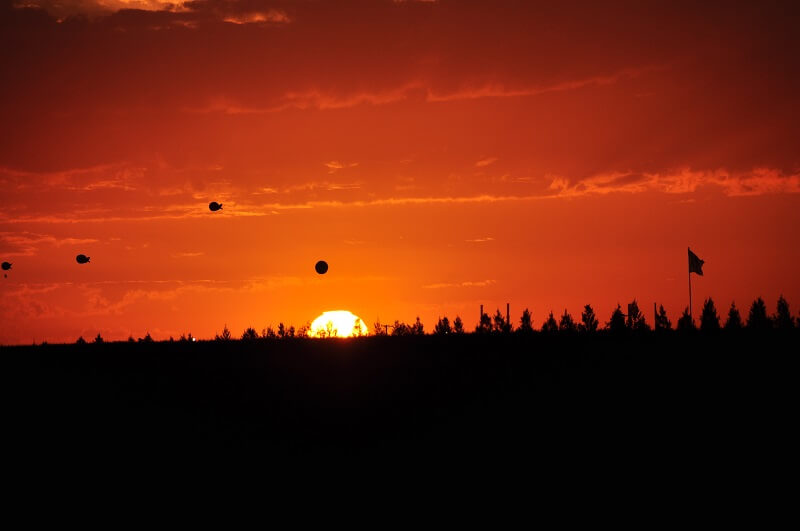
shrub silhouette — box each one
[654,305,671,331]
[127,336,135,343]
[541,311,558,333]
[261,326,276,339]
[392,320,410,336]
[558,309,576,333]
[700,298,720,332]
[278,323,286,338]
[747,297,771,331]
[774,295,795,330]
[518,308,534,334]
[76,336,87,345]
[434,316,452,335]
[453,316,464,334]
[94,333,104,344]
[241,327,259,341]
[579,304,598,333]
[626,300,649,331]
[676,308,695,332]
[724,302,743,330]
[607,304,626,333]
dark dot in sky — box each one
[1,261,11,271]
[209,202,223,212]
[315,260,328,275]
[76,254,90,264]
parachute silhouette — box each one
[209,202,223,212]
[315,260,328,275]
[76,254,90,264]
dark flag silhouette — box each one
[689,248,704,276]
[688,247,704,318]
[315,260,328,274]
[209,202,223,212]
[76,254,90,264]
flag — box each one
[688,248,704,276]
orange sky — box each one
[1,0,799,344]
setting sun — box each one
[310,311,368,338]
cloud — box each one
[464,237,494,243]
[423,279,496,289]
[0,231,99,256]
[324,161,359,174]
[475,158,498,168]
[223,10,290,25]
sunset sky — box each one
[1,0,799,344]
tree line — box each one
[74,295,797,344]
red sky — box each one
[1,0,799,343]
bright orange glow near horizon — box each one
[310,311,368,338]
[1,1,799,344]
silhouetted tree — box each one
[607,304,626,334]
[724,302,743,331]
[373,319,387,336]
[774,295,795,330]
[216,325,232,341]
[475,312,492,334]
[261,326,276,339]
[579,305,598,333]
[287,326,295,338]
[241,327,259,341]
[434,316,452,335]
[324,321,337,338]
[541,311,558,333]
[654,305,671,331]
[392,320,410,336]
[296,322,310,338]
[747,297,771,331]
[625,300,649,331]
[699,298,720,332]
[676,308,695,332]
[127,336,135,343]
[492,309,511,333]
[518,308,534,334]
[558,309,576,333]
[94,333,103,344]
[411,316,424,335]
[353,319,364,337]
[453,316,464,334]
[277,323,286,338]
[76,336,87,345]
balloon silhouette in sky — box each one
[315,260,328,275]
[209,202,223,212]
[1,261,10,278]
[76,254,90,264]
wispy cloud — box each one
[475,157,498,168]
[0,232,99,256]
[423,279,496,289]
[324,161,359,174]
[464,237,495,243]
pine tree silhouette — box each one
[434,316,452,335]
[700,298,720,332]
[747,297,771,331]
[724,302,743,330]
[541,311,558,333]
[579,304,598,333]
[558,309,576,333]
[625,299,649,331]
[676,307,695,332]
[654,305,671,331]
[518,308,534,334]
[453,316,465,334]
[607,304,626,333]
[774,295,795,330]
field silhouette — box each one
[3,312,796,472]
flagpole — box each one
[688,247,692,319]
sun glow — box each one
[310,310,368,338]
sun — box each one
[310,310,368,338]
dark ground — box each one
[1,331,796,482]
